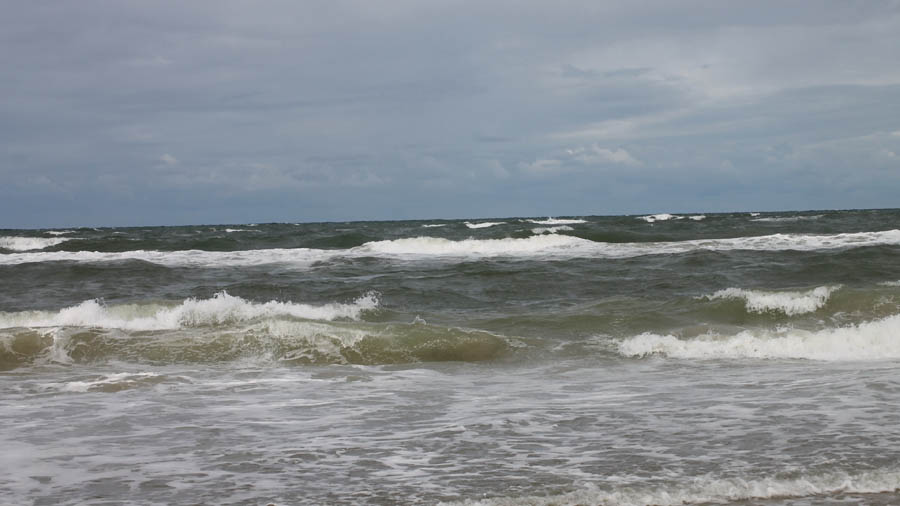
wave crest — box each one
[0,319,508,369]
[618,313,900,361]
[0,236,71,251]
[465,221,505,229]
[705,285,840,316]
[0,291,379,331]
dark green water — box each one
[2,209,900,504]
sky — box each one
[2,1,900,227]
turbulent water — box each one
[3,209,900,505]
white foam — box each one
[526,218,586,225]
[752,214,824,223]
[3,230,900,266]
[57,372,162,393]
[0,236,71,251]
[880,280,900,287]
[0,247,337,267]
[688,215,706,221]
[421,224,447,228]
[224,228,260,233]
[638,213,683,223]
[0,291,379,331]
[464,221,505,229]
[45,230,75,236]
[358,234,590,257]
[750,212,761,217]
[618,313,900,361]
[447,468,900,506]
[705,285,840,315]
[531,225,574,235]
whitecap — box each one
[0,291,379,331]
[0,236,71,251]
[3,229,900,265]
[464,221,505,229]
[526,218,586,225]
[638,213,683,223]
[618,313,900,361]
[704,285,840,316]
[531,226,574,235]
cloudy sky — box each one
[2,1,900,227]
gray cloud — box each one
[2,1,899,227]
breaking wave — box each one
[525,218,586,225]
[531,225,574,235]
[0,236,71,251]
[638,213,681,223]
[465,221,505,229]
[618,313,900,361]
[0,293,512,369]
[0,291,378,331]
[447,468,900,506]
[2,229,900,266]
[752,214,824,223]
[704,285,841,316]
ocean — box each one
[2,209,900,505]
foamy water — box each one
[705,285,840,315]
[0,291,379,331]
[465,221,506,229]
[3,229,898,267]
[0,236,71,251]
[618,313,900,361]
[4,210,900,505]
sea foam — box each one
[618,313,900,361]
[531,225,574,235]
[464,221,506,229]
[0,236,71,251]
[0,291,379,331]
[446,468,900,506]
[638,213,682,223]
[526,218,586,225]
[2,230,900,266]
[704,285,840,315]
[357,234,589,257]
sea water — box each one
[2,209,900,505]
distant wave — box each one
[638,213,681,223]
[618,313,900,361]
[464,221,505,229]
[224,228,261,233]
[638,213,706,223]
[421,224,447,228]
[448,467,900,506]
[752,215,824,223]
[525,218,586,225]
[3,229,900,266]
[0,236,71,251]
[703,285,840,316]
[45,230,75,236]
[531,225,574,235]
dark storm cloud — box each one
[2,1,899,227]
